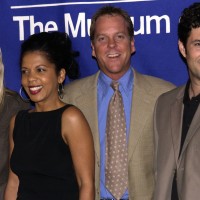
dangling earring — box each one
[19,86,30,102]
[58,83,64,99]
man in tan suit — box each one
[63,5,174,200]
[154,3,200,200]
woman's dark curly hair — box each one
[178,3,200,47]
[20,31,79,79]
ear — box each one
[58,68,66,84]
[131,38,136,54]
[178,40,186,58]
[91,42,96,58]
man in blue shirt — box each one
[63,5,175,200]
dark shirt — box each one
[180,81,200,155]
[171,80,200,200]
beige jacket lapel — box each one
[72,72,100,161]
[179,103,200,163]
[128,70,156,161]
[170,87,184,166]
[170,86,200,167]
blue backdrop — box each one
[0,0,197,92]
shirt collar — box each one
[183,79,200,104]
[98,68,133,96]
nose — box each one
[107,37,116,48]
[27,71,37,82]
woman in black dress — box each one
[4,32,95,200]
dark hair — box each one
[90,5,134,42]
[178,2,200,47]
[20,31,79,79]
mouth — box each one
[107,53,120,58]
[29,86,43,94]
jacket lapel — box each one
[128,70,155,161]
[170,87,185,166]
[179,104,200,162]
[73,72,100,161]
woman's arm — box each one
[4,115,19,200]
[62,106,95,200]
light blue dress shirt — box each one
[97,68,134,199]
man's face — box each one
[91,14,135,80]
[179,27,200,83]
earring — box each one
[19,86,30,102]
[58,83,64,99]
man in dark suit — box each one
[154,3,200,200]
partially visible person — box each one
[4,32,95,200]
[154,2,200,200]
[0,49,30,199]
[63,5,175,200]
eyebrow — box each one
[192,39,200,43]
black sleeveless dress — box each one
[10,105,79,200]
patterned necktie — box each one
[105,81,128,200]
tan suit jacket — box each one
[63,69,175,200]
[154,85,200,200]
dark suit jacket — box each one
[63,69,175,200]
[154,85,200,200]
[0,89,30,199]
